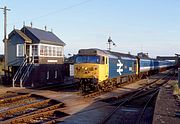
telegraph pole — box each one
[0,6,11,69]
[1,6,10,40]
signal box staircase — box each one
[12,57,34,87]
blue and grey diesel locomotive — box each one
[74,48,175,92]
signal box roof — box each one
[21,26,65,46]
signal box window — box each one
[44,46,48,56]
[40,45,45,56]
[32,45,38,56]
[49,46,52,56]
[57,47,62,56]
[53,47,56,56]
[17,44,24,57]
[39,45,63,57]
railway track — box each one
[0,91,19,100]
[0,92,69,124]
[0,70,175,124]
[100,72,176,124]
[65,70,175,124]
[101,87,159,124]
[83,70,173,98]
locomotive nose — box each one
[75,65,99,77]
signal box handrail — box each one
[12,57,27,87]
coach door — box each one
[136,58,140,75]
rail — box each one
[135,89,159,124]
[0,92,68,123]
[100,71,175,124]
[67,70,175,124]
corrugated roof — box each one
[22,26,65,46]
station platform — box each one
[153,81,180,124]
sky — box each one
[0,0,180,58]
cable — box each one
[9,0,94,25]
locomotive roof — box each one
[138,56,157,60]
[78,48,107,56]
[107,51,137,59]
[78,48,137,59]
[78,48,174,62]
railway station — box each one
[0,1,180,124]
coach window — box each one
[106,58,107,64]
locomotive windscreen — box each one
[75,55,100,64]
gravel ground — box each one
[0,85,25,94]
[0,70,177,124]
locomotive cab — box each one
[74,49,108,92]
